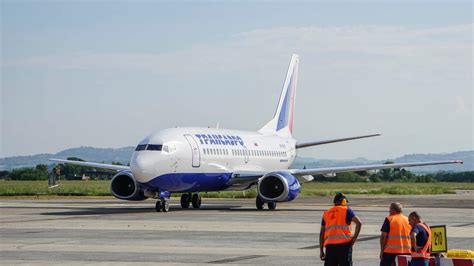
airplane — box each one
[51,54,463,212]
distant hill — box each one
[1,147,472,173]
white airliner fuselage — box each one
[52,54,462,212]
[130,127,296,192]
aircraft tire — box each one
[161,200,170,212]
[192,194,201,209]
[181,194,191,208]
[256,196,264,210]
[267,202,277,210]
[155,201,162,212]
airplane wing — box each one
[288,160,463,176]
[228,160,462,189]
[50,159,130,171]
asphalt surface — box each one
[1,194,473,265]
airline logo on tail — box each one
[277,56,298,132]
[259,54,299,138]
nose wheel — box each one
[155,199,170,212]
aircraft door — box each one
[184,134,201,167]
[243,146,249,163]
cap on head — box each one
[334,192,348,205]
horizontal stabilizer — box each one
[295,134,381,149]
[50,159,130,171]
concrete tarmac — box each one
[1,194,473,265]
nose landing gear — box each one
[153,190,171,213]
[155,198,170,212]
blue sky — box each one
[1,1,472,159]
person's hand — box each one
[320,250,326,261]
[379,251,384,260]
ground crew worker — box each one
[379,202,412,266]
[320,193,362,266]
[408,211,432,266]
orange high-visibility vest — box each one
[411,223,432,259]
[323,205,352,246]
[384,214,412,254]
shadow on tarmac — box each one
[37,204,324,216]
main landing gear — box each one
[180,193,201,209]
[256,196,277,210]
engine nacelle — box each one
[257,172,301,202]
[110,171,147,201]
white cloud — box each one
[6,24,472,75]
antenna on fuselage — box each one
[216,122,220,129]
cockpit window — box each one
[135,144,147,151]
[147,144,163,151]
[135,144,163,151]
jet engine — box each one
[257,172,301,202]
[110,171,147,201]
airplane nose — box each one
[130,153,155,181]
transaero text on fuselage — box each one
[195,134,245,146]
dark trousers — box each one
[324,242,352,266]
[410,258,429,266]
[380,253,410,266]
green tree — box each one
[8,166,48,180]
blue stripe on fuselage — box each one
[141,172,233,193]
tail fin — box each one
[259,54,299,137]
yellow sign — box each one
[430,225,447,253]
